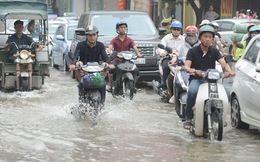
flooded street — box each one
[0,68,260,162]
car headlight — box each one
[20,50,29,60]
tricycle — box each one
[0,0,50,91]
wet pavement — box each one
[0,68,260,162]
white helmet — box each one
[211,22,219,28]
[199,19,210,27]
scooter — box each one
[174,57,189,121]
[190,69,230,141]
[9,42,36,91]
[152,44,176,102]
[71,62,107,125]
[111,51,138,100]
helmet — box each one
[211,22,219,28]
[249,26,260,33]
[170,20,182,29]
[185,25,198,34]
[199,19,210,27]
[247,23,255,31]
[199,25,215,38]
[247,9,251,13]
[116,21,128,29]
[161,17,172,26]
[85,25,99,35]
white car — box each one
[230,34,260,129]
[51,19,78,71]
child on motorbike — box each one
[106,21,142,92]
[69,25,114,105]
[183,25,235,129]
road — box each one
[0,68,260,162]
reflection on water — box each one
[0,69,260,161]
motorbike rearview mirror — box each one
[158,43,165,49]
[75,28,86,36]
[68,51,75,60]
[236,42,244,49]
[165,46,173,53]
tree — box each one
[175,0,216,26]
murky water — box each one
[0,68,260,162]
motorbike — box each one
[9,42,36,91]
[190,69,230,141]
[152,44,176,102]
[111,51,138,100]
[71,62,107,125]
[174,57,189,121]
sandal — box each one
[183,120,192,130]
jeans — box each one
[185,78,231,120]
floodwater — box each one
[0,68,260,162]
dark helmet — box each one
[116,21,128,29]
[85,25,99,35]
[14,20,24,26]
[199,25,215,39]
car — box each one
[230,33,260,129]
[69,11,164,82]
[51,19,78,71]
[212,18,260,53]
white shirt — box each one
[176,41,200,58]
[159,34,185,54]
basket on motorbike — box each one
[82,72,105,89]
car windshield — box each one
[91,14,157,36]
[48,22,62,34]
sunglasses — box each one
[171,28,181,31]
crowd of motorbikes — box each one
[151,43,235,141]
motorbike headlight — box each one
[207,71,220,80]
[20,50,29,60]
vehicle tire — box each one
[210,109,223,141]
[174,87,182,118]
[231,96,250,129]
[92,101,99,125]
[128,80,134,100]
[21,77,29,91]
[63,55,69,72]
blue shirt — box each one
[6,33,33,61]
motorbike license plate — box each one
[132,58,146,64]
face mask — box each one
[186,37,198,45]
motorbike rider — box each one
[69,25,114,105]
[235,26,260,60]
[199,20,228,57]
[107,21,142,92]
[4,20,41,63]
[158,20,185,103]
[166,25,199,104]
[174,25,200,59]
[183,25,235,129]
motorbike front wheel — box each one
[209,109,223,141]
[21,77,29,91]
[123,80,134,100]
